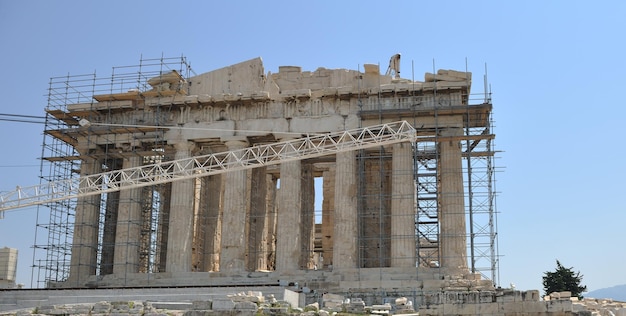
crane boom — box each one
[0,121,416,215]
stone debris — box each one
[227,291,265,304]
[370,303,392,315]
[321,292,344,312]
[393,296,415,314]
[344,297,366,313]
[2,289,625,316]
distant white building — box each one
[0,247,18,289]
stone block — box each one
[546,299,572,312]
[471,302,497,315]
[171,95,187,104]
[250,91,270,100]
[283,288,304,308]
[464,272,482,281]
[290,115,344,133]
[234,301,258,311]
[422,279,444,290]
[455,302,481,314]
[520,301,550,313]
[321,87,337,96]
[322,293,344,307]
[212,298,235,311]
[337,86,353,95]
[150,302,192,310]
[437,69,471,80]
[480,290,496,303]
[281,89,311,99]
[278,66,301,74]
[92,301,112,313]
[371,303,392,311]
[503,301,527,313]
[363,64,379,74]
[184,95,198,104]
[197,94,213,103]
[304,301,319,311]
[65,304,94,314]
[67,102,94,112]
[212,94,225,103]
[182,311,213,316]
[496,290,521,303]
[191,300,212,310]
[380,84,395,93]
[522,289,540,301]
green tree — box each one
[542,260,587,299]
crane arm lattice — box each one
[0,121,415,214]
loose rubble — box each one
[1,289,625,316]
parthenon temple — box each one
[37,55,497,294]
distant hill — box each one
[585,284,626,301]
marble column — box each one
[220,139,250,272]
[201,174,223,272]
[362,155,392,268]
[265,174,278,271]
[192,176,203,271]
[300,163,316,269]
[155,182,171,273]
[165,141,196,272]
[321,167,335,267]
[439,127,468,272]
[333,151,358,269]
[113,155,144,276]
[248,167,268,271]
[276,160,302,271]
[391,142,417,267]
[100,179,120,275]
[67,155,102,285]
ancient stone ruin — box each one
[1,55,520,313]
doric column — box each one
[113,155,143,276]
[361,155,392,268]
[276,159,302,271]
[321,166,335,267]
[192,176,203,271]
[165,141,196,272]
[139,186,154,273]
[391,142,417,267]
[155,182,172,273]
[333,151,358,269]
[265,174,278,270]
[300,163,316,269]
[201,174,223,272]
[67,154,102,286]
[220,138,249,272]
[100,159,121,276]
[439,127,468,272]
[248,167,268,271]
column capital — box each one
[170,140,196,153]
[74,135,100,155]
[221,136,249,150]
[272,133,300,142]
[439,126,463,137]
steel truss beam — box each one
[1,121,416,213]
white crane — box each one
[385,53,401,79]
[0,121,416,216]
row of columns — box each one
[67,130,468,285]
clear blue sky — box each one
[1,1,624,293]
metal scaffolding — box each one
[32,56,194,287]
[24,56,499,289]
